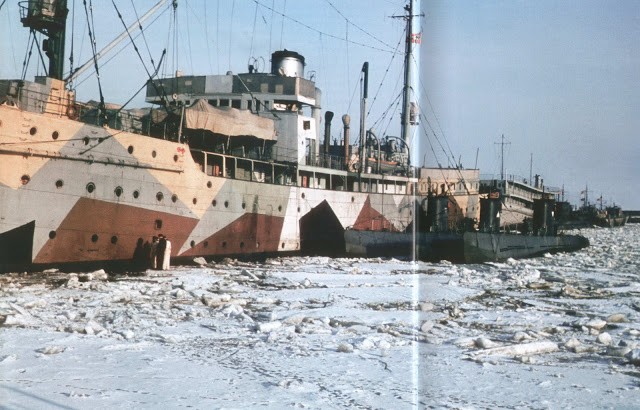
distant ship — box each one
[556,186,628,229]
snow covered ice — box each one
[1,225,640,408]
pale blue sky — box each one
[2,0,637,208]
[420,0,640,208]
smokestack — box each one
[342,114,351,168]
[360,62,369,173]
[324,111,334,155]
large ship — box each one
[0,0,431,272]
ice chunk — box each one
[257,321,282,333]
[36,346,66,355]
[193,257,207,266]
[596,332,613,345]
[337,343,354,353]
[471,341,559,357]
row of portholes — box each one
[48,230,118,244]
[27,127,55,137]
[48,230,293,252]
[80,181,201,204]
[126,146,180,163]
[187,240,259,249]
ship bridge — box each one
[145,50,322,165]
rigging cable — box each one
[249,1,258,59]
[367,26,404,119]
[253,0,396,54]
[129,0,156,68]
[20,31,36,80]
[203,2,213,73]
[68,0,75,89]
[111,0,169,110]
[172,0,178,78]
[268,0,274,56]
[345,21,350,100]
[228,0,235,71]
[411,52,458,168]
[184,0,194,74]
[34,32,48,76]
[111,0,153,78]
[323,0,396,51]
[380,91,402,138]
[279,0,286,50]
[73,7,169,89]
[216,0,220,73]
[114,49,166,116]
[83,0,107,124]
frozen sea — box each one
[1,225,639,409]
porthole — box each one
[224,200,229,208]
[281,242,285,249]
[127,145,134,154]
[29,126,37,135]
[21,175,30,185]
[297,207,300,213]
[171,194,178,203]
[52,131,59,140]
[111,236,118,244]
[192,198,197,205]
[86,182,95,193]
[301,192,305,199]
[156,192,164,201]
[49,230,57,239]
[190,240,196,248]
[173,154,179,162]
[55,179,64,188]
[212,199,217,207]
[207,181,212,188]
[278,205,282,212]
[114,186,123,197]
[240,241,245,248]
[152,150,157,158]
[203,241,209,248]
[241,202,246,209]
[83,136,89,145]
[133,190,140,199]
[91,234,99,243]
[222,241,227,248]
[351,196,355,202]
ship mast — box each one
[20,0,68,80]
[394,0,422,155]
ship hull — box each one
[0,105,417,272]
[344,230,464,262]
[463,232,589,263]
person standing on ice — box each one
[161,236,171,270]
[157,234,166,269]
[150,236,159,269]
